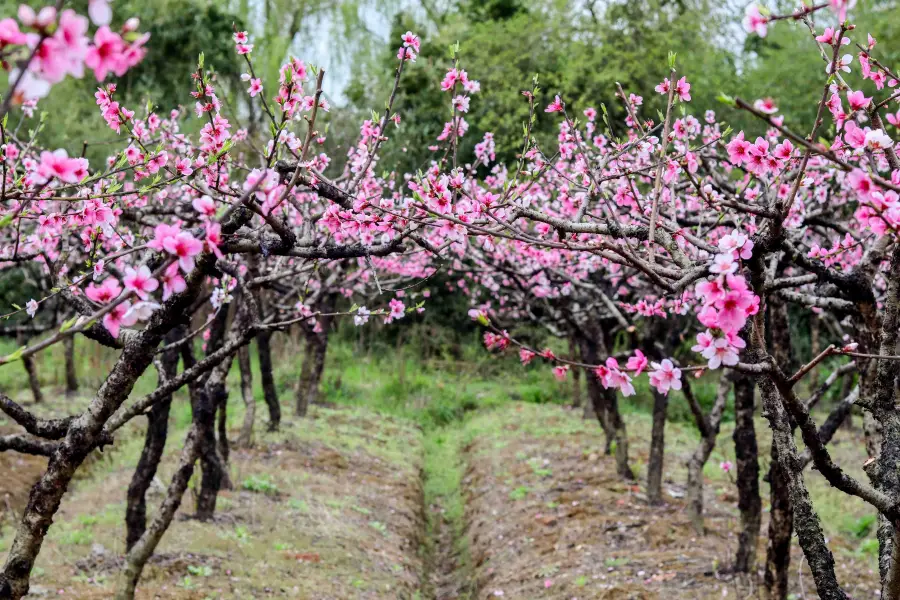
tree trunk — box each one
[115,421,202,600]
[569,334,583,408]
[577,334,615,454]
[607,389,634,480]
[733,374,761,574]
[758,376,847,600]
[236,346,255,448]
[764,442,793,600]
[63,335,78,396]
[196,365,233,520]
[124,330,181,551]
[256,330,280,431]
[764,298,796,597]
[296,302,334,417]
[21,356,42,404]
[195,309,233,520]
[686,373,730,534]
[646,390,668,505]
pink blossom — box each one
[552,365,569,381]
[247,78,262,97]
[675,77,691,102]
[160,262,186,300]
[702,337,740,369]
[0,18,27,47]
[753,97,778,114]
[847,90,872,112]
[743,5,768,37]
[103,301,134,338]
[85,277,122,304]
[829,0,856,22]
[545,95,564,113]
[519,348,536,365]
[36,149,89,184]
[192,195,217,218]
[85,27,128,81]
[123,265,159,300]
[709,253,737,275]
[626,349,648,376]
[162,232,204,273]
[648,359,682,396]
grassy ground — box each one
[0,332,882,599]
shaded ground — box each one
[1,406,425,599]
[459,403,880,600]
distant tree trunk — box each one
[646,390,669,505]
[295,296,335,417]
[576,334,614,453]
[256,330,280,431]
[18,332,42,404]
[216,387,229,466]
[236,346,255,448]
[63,335,78,396]
[124,329,181,551]
[607,389,634,480]
[296,330,328,416]
[569,334,582,408]
[733,374,761,574]
[686,374,730,533]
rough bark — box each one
[686,373,730,533]
[196,391,226,521]
[195,310,235,521]
[236,346,255,448]
[764,298,796,598]
[646,390,669,505]
[758,376,848,600]
[114,423,202,600]
[124,330,181,551]
[63,335,78,396]
[764,442,793,600]
[732,373,761,574]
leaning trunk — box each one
[686,374,730,534]
[124,330,181,551]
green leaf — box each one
[59,316,79,333]
[0,212,13,228]
[4,346,25,363]
[716,93,736,106]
